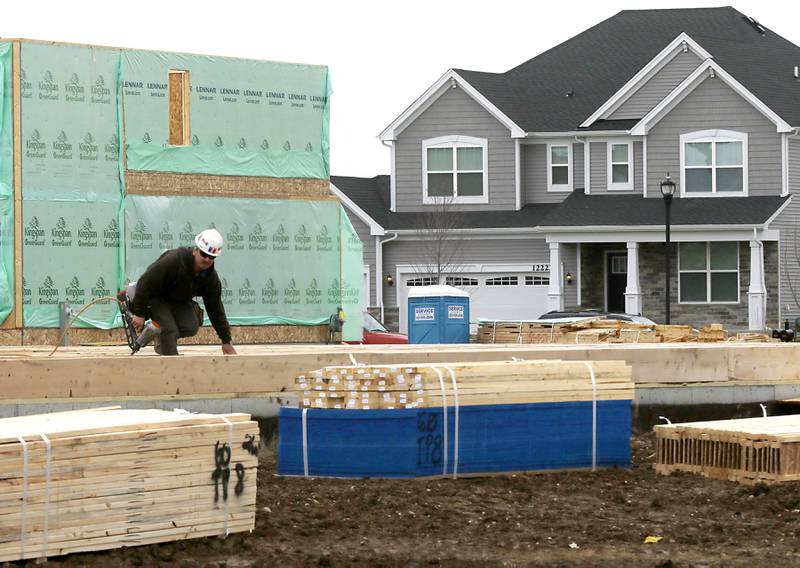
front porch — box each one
[545,234,779,331]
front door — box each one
[606,253,627,312]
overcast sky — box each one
[4,1,798,177]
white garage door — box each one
[398,272,550,334]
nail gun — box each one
[117,282,161,354]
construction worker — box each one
[130,228,237,356]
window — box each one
[168,70,190,146]
[607,142,633,191]
[547,143,572,192]
[680,131,747,196]
[445,276,479,286]
[679,242,739,303]
[406,277,438,287]
[611,256,627,274]
[525,275,550,286]
[486,276,519,286]
[423,136,488,204]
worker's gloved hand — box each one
[222,343,237,355]
[132,315,145,333]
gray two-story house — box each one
[333,7,800,334]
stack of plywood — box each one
[655,415,800,485]
[292,359,634,410]
[0,407,259,562]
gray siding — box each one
[610,49,703,120]
[382,238,551,308]
[395,86,515,212]
[522,142,583,204]
[588,140,644,194]
[342,210,376,307]
[590,142,607,192]
[647,77,782,197]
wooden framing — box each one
[1,342,800,402]
[9,41,22,329]
[655,415,800,484]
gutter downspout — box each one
[377,231,398,322]
[382,140,396,212]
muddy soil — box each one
[25,433,800,568]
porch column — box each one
[624,242,642,315]
[547,242,564,311]
[748,240,766,330]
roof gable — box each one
[379,69,524,141]
[581,33,710,127]
[630,59,792,135]
[455,8,800,132]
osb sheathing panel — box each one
[0,325,327,347]
[124,171,332,200]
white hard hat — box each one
[195,228,224,257]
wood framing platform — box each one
[655,415,800,484]
[1,342,800,404]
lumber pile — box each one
[0,407,259,562]
[698,323,728,342]
[292,359,634,410]
[477,319,696,344]
[655,415,800,485]
[278,359,634,478]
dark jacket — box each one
[131,247,232,344]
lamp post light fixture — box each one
[660,173,677,324]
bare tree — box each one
[410,197,468,285]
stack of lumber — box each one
[279,359,633,477]
[732,332,774,343]
[698,323,728,342]
[655,415,800,485]
[654,324,696,343]
[292,359,634,410]
[0,407,259,562]
[477,318,695,344]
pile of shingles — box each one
[477,318,698,344]
[293,359,634,410]
[655,414,800,485]
[0,407,259,562]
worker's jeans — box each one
[149,298,202,355]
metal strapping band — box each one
[444,366,459,479]
[219,415,234,537]
[40,433,51,560]
[17,436,28,559]
[431,366,448,477]
[302,408,310,477]
[581,362,597,471]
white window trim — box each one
[679,130,748,197]
[547,143,573,192]
[422,135,489,204]
[678,242,740,304]
[607,141,634,191]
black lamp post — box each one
[660,173,676,324]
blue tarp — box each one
[277,401,631,478]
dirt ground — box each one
[27,432,800,568]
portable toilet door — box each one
[408,285,470,344]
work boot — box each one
[153,335,162,355]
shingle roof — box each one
[331,175,391,227]
[538,192,789,227]
[455,7,800,132]
[331,176,789,231]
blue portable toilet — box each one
[408,285,470,344]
